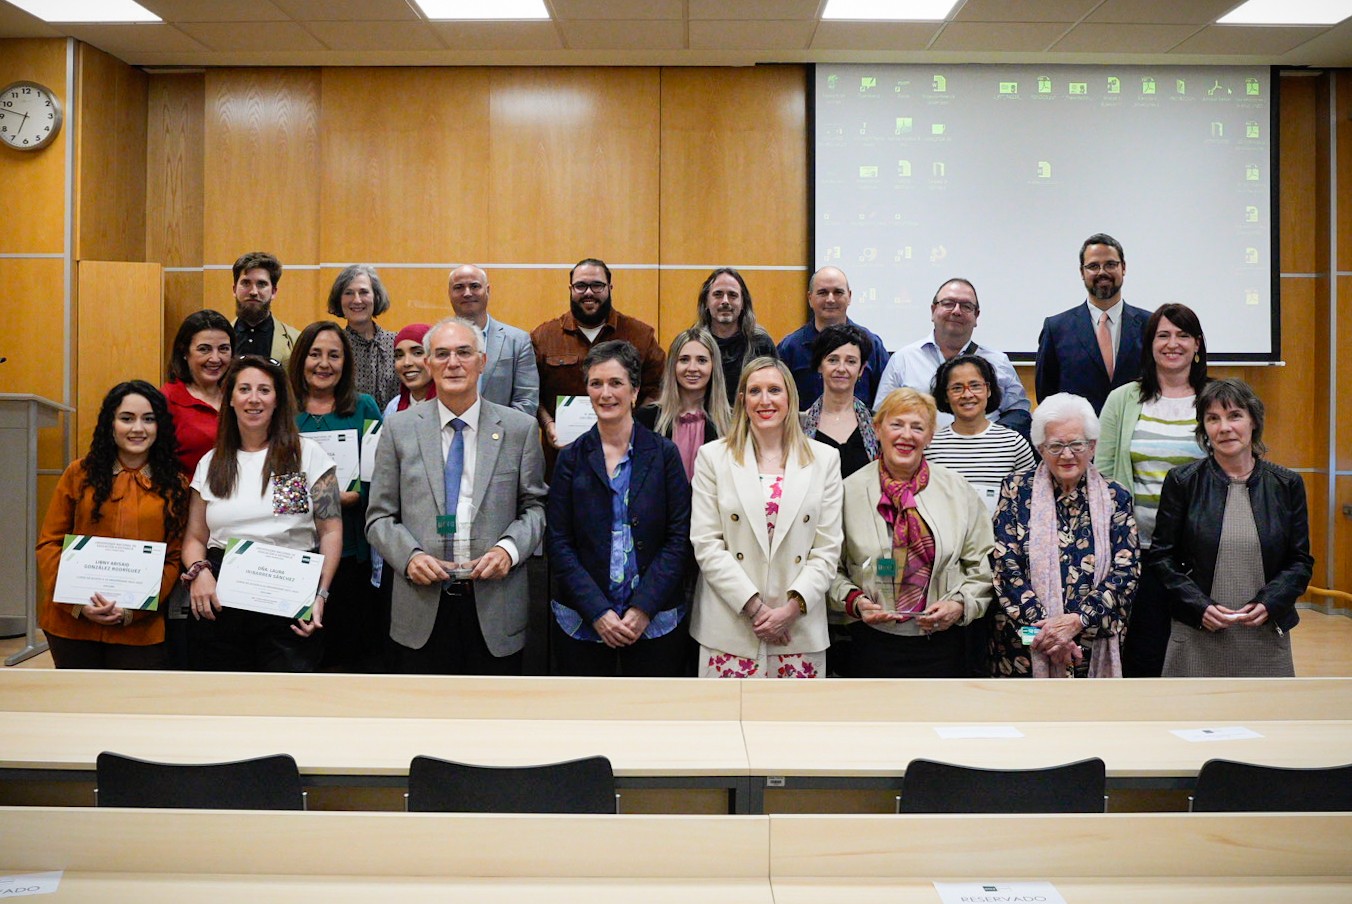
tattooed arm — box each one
[296,467,342,636]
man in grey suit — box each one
[366,316,547,674]
[449,264,540,416]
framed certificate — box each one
[52,535,167,611]
[359,419,382,483]
[215,539,325,620]
[553,395,596,446]
[306,429,360,491]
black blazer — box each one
[1146,456,1313,632]
[1034,301,1150,413]
[546,420,692,622]
[634,403,719,445]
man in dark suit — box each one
[366,317,547,675]
[1035,233,1150,414]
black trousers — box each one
[320,555,382,673]
[848,620,967,678]
[1122,568,1171,678]
[46,634,166,670]
[393,583,523,676]
[552,615,689,677]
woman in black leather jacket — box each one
[1147,379,1313,677]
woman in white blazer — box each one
[829,388,994,678]
[690,357,844,678]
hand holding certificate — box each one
[214,539,326,621]
[52,535,168,612]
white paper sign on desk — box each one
[933,881,1066,904]
[52,535,167,610]
[1171,726,1264,742]
[553,395,597,446]
[0,871,62,897]
[934,725,1024,740]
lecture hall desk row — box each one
[0,672,1349,813]
[1,808,1350,902]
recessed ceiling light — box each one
[413,0,550,20]
[6,0,159,22]
[1217,0,1352,25]
[822,0,960,20]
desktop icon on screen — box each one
[1141,77,1156,95]
[1037,76,1052,93]
[999,81,1018,95]
[932,74,947,92]
[1069,82,1087,95]
[1036,161,1052,179]
[1245,206,1259,223]
[1245,164,1260,181]
[860,77,877,93]
[1245,289,1260,305]
[895,117,913,134]
[1176,79,1186,95]
[1107,76,1121,94]
[1246,78,1261,96]
[931,123,945,135]
[1210,122,1224,138]
[1246,121,1261,139]
[859,165,879,178]
[897,160,912,177]
[932,162,945,177]
[1244,247,1259,264]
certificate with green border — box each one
[52,534,166,611]
[214,538,325,620]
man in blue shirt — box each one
[776,266,888,410]
[873,277,1032,439]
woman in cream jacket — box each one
[690,358,844,678]
[830,388,995,678]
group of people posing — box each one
[36,234,1313,680]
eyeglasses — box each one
[1041,440,1093,456]
[934,299,978,314]
[946,381,988,396]
[430,346,480,362]
[1081,261,1123,274]
[570,281,609,294]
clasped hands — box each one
[1029,612,1084,670]
[742,594,800,646]
[1201,602,1269,632]
[856,594,963,633]
[406,547,513,584]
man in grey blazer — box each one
[366,316,547,674]
[449,264,540,416]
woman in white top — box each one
[1096,303,1209,677]
[180,355,342,671]
[689,357,843,678]
[925,354,1035,508]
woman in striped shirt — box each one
[1096,303,1209,677]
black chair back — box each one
[1192,759,1352,812]
[95,752,304,810]
[407,755,615,813]
[899,757,1106,813]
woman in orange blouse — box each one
[36,381,189,668]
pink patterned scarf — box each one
[877,460,935,620]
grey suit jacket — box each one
[481,316,540,417]
[365,397,547,657]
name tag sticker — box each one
[1018,625,1040,645]
[436,514,457,536]
[876,556,897,578]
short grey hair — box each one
[425,316,485,354]
[1032,393,1100,446]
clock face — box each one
[0,81,63,151]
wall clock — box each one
[0,81,63,151]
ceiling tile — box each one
[689,0,822,19]
[138,0,290,23]
[1051,21,1201,52]
[61,22,209,53]
[559,18,684,50]
[1086,0,1249,26]
[427,21,562,50]
[175,20,327,51]
[0,3,61,36]
[953,0,1099,23]
[1169,25,1329,56]
[931,21,1071,51]
[550,0,684,18]
[811,21,941,50]
[689,20,815,49]
[1274,19,1352,65]
[306,20,444,51]
[271,0,421,20]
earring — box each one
[1194,353,1200,363]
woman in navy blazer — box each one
[547,340,693,676]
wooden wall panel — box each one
[74,45,147,263]
[487,68,660,267]
[1335,477,1351,594]
[1276,75,1322,273]
[0,39,68,256]
[75,261,162,451]
[1340,275,1352,473]
[146,74,204,269]
[203,69,320,282]
[0,259,69,474]
[320,69,492,266]
[1337,71,1352,272]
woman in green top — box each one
[1096,303,1208,676]
[290,320,383,671]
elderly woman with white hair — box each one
[990,393,1139,678]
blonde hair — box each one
[725,357,814,467]
[873,387,938,434]
[652,327,731,438]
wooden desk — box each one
[0,673,753,810]
[739,678,1352,809]
[0,807,773,903]
[768,811,1352,903]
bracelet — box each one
[844,589,865,619]
[181,560,213,583]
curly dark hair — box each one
[82,381,188,538]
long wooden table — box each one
[2,672,1350,814]
[1,807,1348,902]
